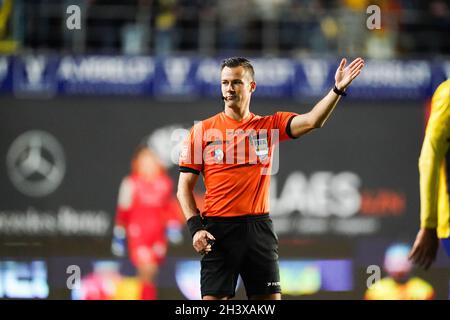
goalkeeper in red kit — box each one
[112,145,183,299]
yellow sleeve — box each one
[419,80,450,229]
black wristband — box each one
[187,214,204,238]
[333,85,347,96]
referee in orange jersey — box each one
[177,57,364,300]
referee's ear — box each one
[250,81,256,93]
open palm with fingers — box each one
[335,57,365,91]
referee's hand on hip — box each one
[193,230,216,255]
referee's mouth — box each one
[224,95,237,101]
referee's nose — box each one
[224,82,235,93]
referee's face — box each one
[221,66,255,109]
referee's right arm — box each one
[177,172,200,222]
[177,172,215,255]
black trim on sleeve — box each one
[179,166,200,175]
[286,115,299,139]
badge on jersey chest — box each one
[214,148,224,161]
[205,139,227,163]
[250,134,269,161]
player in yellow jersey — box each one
[409,79,450,270]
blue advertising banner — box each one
[0,55,448,99]
[13,54,59,98]
[250,58,295,98]
[195,58,222,98]
[431,60,450,93]
[153,56,199,98]
[197,57,298,99]
[0,56,11,93]
[57,55,155,95]
[346,60,432,99]
[294,58,335,99]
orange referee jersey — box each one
[179,111,298,217]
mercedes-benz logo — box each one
[6,130,66,197]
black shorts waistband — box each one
[202,213,270,223]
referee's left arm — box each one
[290,57,364,138]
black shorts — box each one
[200,213,281,298]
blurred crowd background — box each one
[0,0,449,58]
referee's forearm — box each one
[309,89,342,128]
[177,188,200,221]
